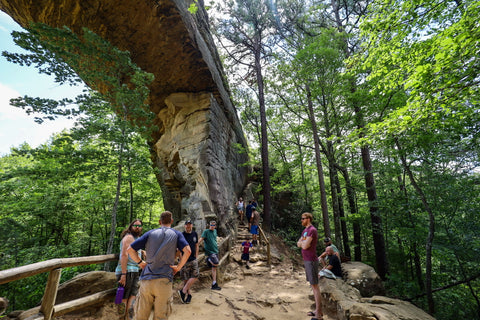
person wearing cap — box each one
[319,237,340,267]
[178,219,200,304]
[198,220,222,290]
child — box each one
[241,238,253,269]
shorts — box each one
[241,253,250,261]
[180,259,199,280]
[304,260,319,285]
[250,225,259,235]
[116,271,140,298]
[206,253,219,267]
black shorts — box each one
[206,253,219,267]
[116,271,140,298]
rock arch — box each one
[0,0,249,233]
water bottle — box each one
[115,286,124,304]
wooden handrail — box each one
[0,254,118,320]
[2,235,234,319]
[0,254,118,285]
[258,225,271,265]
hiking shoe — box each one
[211,283,222,290]
[246,264,250,269]
[186,294,192,304]
[178,290,186,303]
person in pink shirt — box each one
[297,212,323,320]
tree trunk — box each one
[329,0,387,275]
[334,169,350,258]
[395,139,435,314]
[305,84,330,236]
[337,164,361,260]
[105,160,123,271]
[397,174,424,290]
[255,46,272,232]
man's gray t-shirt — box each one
[130,227,188,281]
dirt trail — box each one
[169,260,314,320]
[168,230,322,320]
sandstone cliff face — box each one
[0,0,249,232]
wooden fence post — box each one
[40,268,62,320]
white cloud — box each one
[0,82,75,155]
[0,82,28,120]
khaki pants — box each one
[135,278,172,320]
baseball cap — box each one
[185,219,193,225]
[324,237,331,243]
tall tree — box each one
[214,0,280,230]
[354,0,480,312]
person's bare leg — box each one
[126,296,136,320]
[183,278,197,295]
[212,267,217,283]
[311,284,323,319]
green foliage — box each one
[0,23,163,313]
[188,0,199,14]
[2,23,156,138]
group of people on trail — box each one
[297,212,343,320]
[115,212,221,320]
[236,197,260,245]
[115,206,341,320]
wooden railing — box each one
[1,236,234,320]
[258,225,271,265]
[0,234,236,320]
[0,254,118,320]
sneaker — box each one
[186,294,192,304]
[246,264,250,269]
[211,283,222,290]
[178,290,186,303]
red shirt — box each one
[301,225,318,261]
[242,241,252,254]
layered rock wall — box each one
[0,0,249,231]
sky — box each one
[0,11,83,156]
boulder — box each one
[342,261,385,297]
[318,262,435,320]
[55,271,116,304]
[0,297,8,315]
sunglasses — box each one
[301,218,307,220]
[210,224,216,227]
[133,224,143,227]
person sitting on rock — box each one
[320,246,342,279]
[318,237,340,267]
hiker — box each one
[115,219,144,320]
[198,220,222,290]
[178,219,199,304]
[320,246,342,279]
[236,197,245,224]
[319,237,340,267]
[250,206,260,246]
[241,236,253,269]
[127,211,191,320]
[297,212,323,320]
[245,200,254,231]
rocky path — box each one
[168,226,322,320]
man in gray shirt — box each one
[127,211,191,320]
